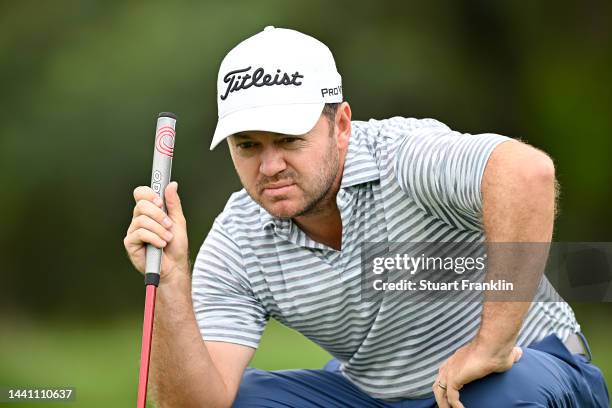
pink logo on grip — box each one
[155,126,175,157]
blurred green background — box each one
[1,1,610,406]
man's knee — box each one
[233,367,373,408]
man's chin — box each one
[265,207,300,220]
[261,200,303,219]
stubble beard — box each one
[291,147,339,218]
[246,140,340,220]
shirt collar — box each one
[340,126,380,188]
[260,206,279,231]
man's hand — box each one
[432,340,523,408]
[123,181,189,282]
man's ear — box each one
[335,102,352,149]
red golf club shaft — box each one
[137,285,156,408]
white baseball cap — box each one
[210,26,343,150]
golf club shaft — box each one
[137,285,156,408]
[137,112,177,408]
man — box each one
[124,27,609,407]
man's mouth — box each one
[261,181,295,196]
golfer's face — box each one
[228,115,338,219]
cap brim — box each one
[210,102,325,150]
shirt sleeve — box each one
[191,220,268,349]
[392,122,511,230]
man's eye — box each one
[238,142,256,149]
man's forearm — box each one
[149,268,231,408]
[477,141,557,357]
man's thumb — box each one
[512,346,523,363]
[164,181,184,221]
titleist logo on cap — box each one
[220,66,304,101]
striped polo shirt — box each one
[192,116,579,399]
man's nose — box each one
[259,146,287,177]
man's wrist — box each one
[156,263,192,306]
[160,262,191,288]
[472,332,515,361]
[154,269,195,330]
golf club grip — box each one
[144,112,177,286]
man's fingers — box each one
[133,199,173,228]
[128,215,174,242]
[133,186,157,203]
[125,228,167,250]
[445,383,465,408]
[432,384,450,408]
[132,183,184,228]
[164,181,186,224]
[438,361,464,408]
[433,372,450,408]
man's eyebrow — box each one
[232,133,253,140]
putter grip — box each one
[144,112,177,286]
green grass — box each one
[0,318,330,408]
[0,318,141,407]
[0,309,609,407]
[251,319,332,370]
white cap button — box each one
[264,25,275,32]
